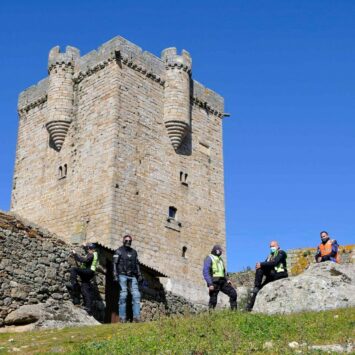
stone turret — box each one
[161,48,192,151]
[46,46,80,151]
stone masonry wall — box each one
[0,212,200,327]
[0,212,112,325]
[0,212,75,327]
[12,35,226,291]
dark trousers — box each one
[254,268,288,289]
[246,268,288,311]
[70,267,94,311]
[209,277,237,310]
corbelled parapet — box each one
[18,36,224,120]
[48,45,80,73]
[162,47,192,73]
[161,48,192,151]
[46,46,80,151]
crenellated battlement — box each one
[192,81,224,117]
[48,45,80,73]
[161,47,192,73]
[18,78,48,115]
[18,36,224,116]
[73,36,165,84]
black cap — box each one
[86,243,96,250]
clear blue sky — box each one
[0,0,354,271]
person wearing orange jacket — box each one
[315,231,340,263]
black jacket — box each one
[113,246,141,279]
[260,250,288,274]
[74,253,94,270]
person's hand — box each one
[113,276,119,283]
[317,257,322,263]
[209,285,214,291]
[256,262,261,269]
[71,250,76,255]
[137,275,144,283]
[227,280,232,285]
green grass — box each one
[0,308,354,354]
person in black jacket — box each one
[113,235,142,323]
[246,240,288,311]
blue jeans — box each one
[119,275,141,320]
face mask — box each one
[321,236,329,243]
[124,240,132,247]
[270,247,277,254]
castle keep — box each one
[12,36,226,299]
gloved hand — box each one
[137,275,144,283]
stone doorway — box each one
[104,258,119,323]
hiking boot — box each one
[245,305,253,312]
[66,282,74,290]
[119,318,126,323]
[250,287,260,294]
[83,307,93,316]
[132,318,140,323]
[246,289,259,312]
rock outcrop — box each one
[253,262,355,314]
[286,245,354,276]
[3,300,99,331]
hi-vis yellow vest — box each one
[91,251,98,272]
[80,251,98,272]
[209,254,225,277]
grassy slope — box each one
[0,308,354,354]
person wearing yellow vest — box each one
[202,245,237,310]
[67,242,98,315]
[315,231,340,263]
[246,240,288,312]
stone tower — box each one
[12,36,226,302]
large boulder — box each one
[253,262,355,314]
[4,304,43,325]
[4,300,99,330]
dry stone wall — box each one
[0,212,74,326]
[0,211,200,328]
[286,245,354,276]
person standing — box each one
[202,244,237,310]
[67,243,98,315]
[113,235,142,323]
[315,231,340,263]
[246,240,288,311]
